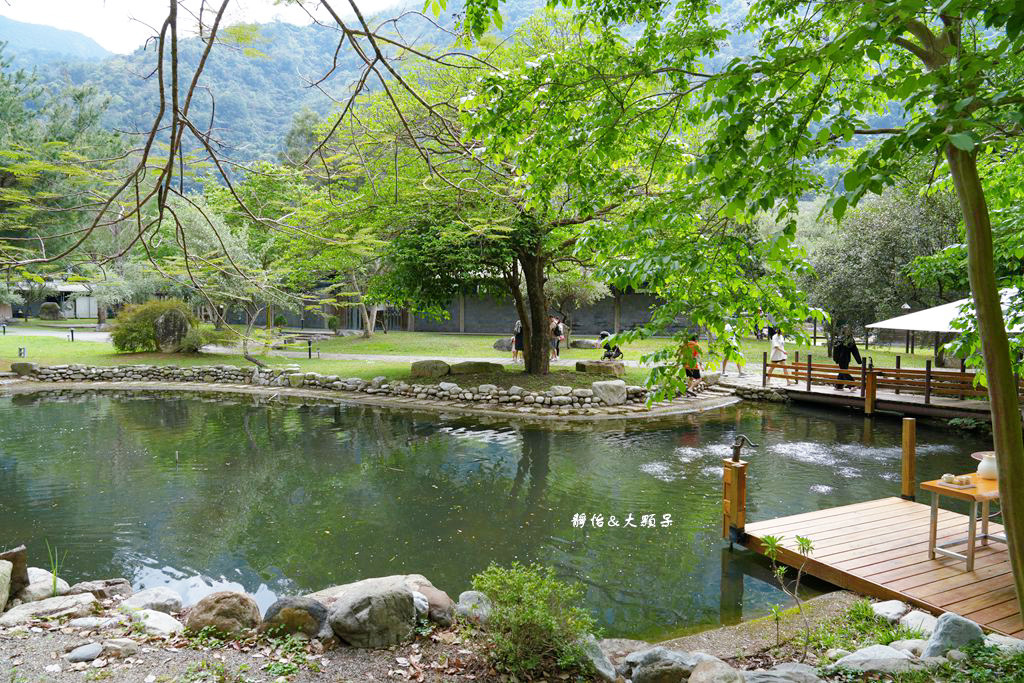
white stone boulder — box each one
[592,379,627,406]
[129,609,184,637]
[899,609,938,636]
[921,612,984,657]
[119,586,182,614]
[832,645,923,674]
[0,593,97,626]
[871,599,910,623]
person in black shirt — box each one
[832,326,863,390]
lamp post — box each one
[902,303,912,353]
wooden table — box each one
[921,473,1003,571]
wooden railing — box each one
[761,352,1024,414]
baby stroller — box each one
[599,331,623,360]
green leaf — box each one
[949,132,976,151]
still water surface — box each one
[0,390,992,640]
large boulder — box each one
[326,582,415,648]
[575,360,625,377]
[17,567,71,602]
[689,658,743,683]
[899,610,938,636]
[619,647,717,682]
[0,546,29,596]
[262,596,328,637]
[449,361,504,375]
[871,600,910,623]
[0,592,98,626]
[307,574,453,627]
[0,560,11,612]
[592,379,627,405]
[493,337,514,352]
[413,584,454,626]
[67,578,133,600]
[579,633,616,682]
[832,644,923,674]
[746,662,823,682]
[129,608,184,637]
[921,612,984,657]
[154,308,191,352]
[38,302,64,320]
[9,363,37,377]
[454,590,492,625]
[119,586,182,614]
[184,591,261,637]
[410,360,450,378]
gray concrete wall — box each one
[411,292,685,335]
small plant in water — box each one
[44,539,67,597]
[760,534,814,661]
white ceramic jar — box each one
[977,453,998,480]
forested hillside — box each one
[3,1,547,162]
[0,16,111,66]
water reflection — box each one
[0,390,991,640]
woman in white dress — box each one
[765,327,796,385]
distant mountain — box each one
[15,1,546,163]
[0,15,111,66]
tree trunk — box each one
[350,274,374,339]
[947,145,1024,612]
[97,305,107,326]
[519,249,550,375]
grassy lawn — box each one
[0,335,651,388]
[737,338,939,370]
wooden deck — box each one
[742,497,1023,637]
[784,384,994,420]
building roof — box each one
[867,289,1022,334]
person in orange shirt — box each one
[681,334,702,393]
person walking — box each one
[681,334,703,394]
[765,327,795,385]
[549,316,564,360]
[512,319,524,363]
[832,326,863,390]
[723,320,745,376]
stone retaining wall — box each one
[729,384,789,403]
[10,363,651,415]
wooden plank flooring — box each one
[743,497,1022,637]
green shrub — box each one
[471,563,596,678]
[326,315,340,331]
[178,327,235,353]
[111,299,196,352]
[273,313,287,327]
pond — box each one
[0,390,993,641]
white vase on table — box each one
[977,453,998,480]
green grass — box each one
[0,335,650,388]
[738,338,938,370]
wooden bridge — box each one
[760,352,1010,420]
[722,420,1022,637]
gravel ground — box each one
[0,621,491,683]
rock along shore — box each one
[6,362,742,422]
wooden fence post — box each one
[762,351,768,387]
[959,358,966,401]
[806,354,812,391]
[722,459,748,542]
[925,360,932,405]
[901,418,916,500]
[895,356,901,395]
[865,370,877,416]
[860,362,867,398]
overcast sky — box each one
[1,0,405,54]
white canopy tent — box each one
[867,289,1023,334]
